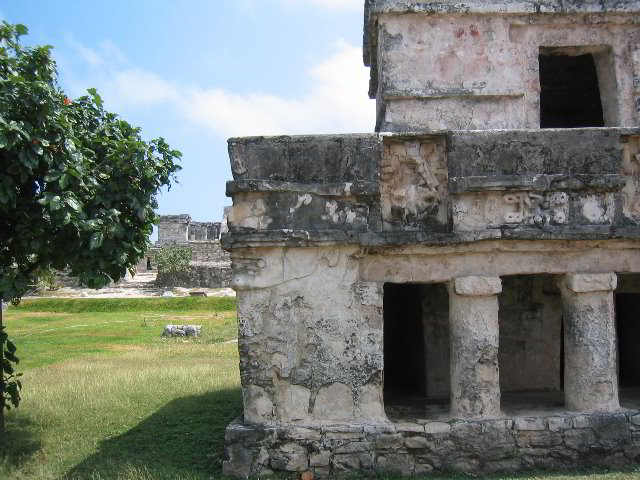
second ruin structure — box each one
[222,0,640,476]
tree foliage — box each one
[0,22,181,422]
[0,22,182,303]
[1,312,21,424]
[155,246,192,274]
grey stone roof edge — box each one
[363,1,640,66]
[227,126,640,144]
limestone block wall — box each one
[223,129,640,476]
[189,240,229,263]
[224,412,640,477]
[364,1,640,131]
[233,246,385,425]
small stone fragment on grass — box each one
[163,324,202,337]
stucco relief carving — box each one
[381,139,448,231]
[622,135,640,219]
[231,247,353,290]
[503,192,569,225]
[452,191,571,231]
[234,198,273,230]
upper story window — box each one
[539,49,605,128]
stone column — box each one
[448,276,502,418]
[559,273,619,412]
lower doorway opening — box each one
[616,274,640,409]
[499,274,565,414]
[383,282,450,421]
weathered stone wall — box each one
[233,246,385,425]
[365,4,640,131]
[189,241,229,263]
[155,262,231,288]
[226,131,640,242]
[157,214,190,246]
[187,222,221,241]
[222,2,640,475]
[224,412,640,477]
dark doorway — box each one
[616,293,640,388]
[384,283,425,396]
[146,257,152,270]
[383,282,450,419]
[539,52,605,128]
[498,275,565,413]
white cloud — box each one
[63,38,375,137]
[178,40,374,136]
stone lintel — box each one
[565,273,617,293]
[453,276,502,296]
[449,174,626,194]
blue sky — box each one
[2,0,375,224]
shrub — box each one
[155,246,192,274]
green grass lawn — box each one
[1,298,640,480]
[1,297,242,480]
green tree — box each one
[0,23,181,430]
[155,246,193,274]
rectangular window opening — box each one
[499,274,565,414]
[383,282,450,421]
[616,274,640,409]
[539,46,614,128]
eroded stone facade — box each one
[138,213,231,288]
[222,0,640,477]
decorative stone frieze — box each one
[381,138,448,231]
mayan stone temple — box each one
[222,0,640,476]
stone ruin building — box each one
[138,213,231,288]
[222,0,640,476]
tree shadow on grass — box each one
[0,415,43,469]
[65,387,242,480]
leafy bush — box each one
[155,246,192,274]
[1,307,21,431]
[35,267,59,291]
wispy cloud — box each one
[58,37,374,137]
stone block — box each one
[310,451,331,467]
[451,421,483,435]
[565,273,617,293]
[222,444,253,477]
[424,422,451,434]
[516,431,562,448]
[373,433,404,450]
[270,443,309,471]
[547,416,572,432]
[334,441,372,454]
[395,422,425,433]
[359,452,375,469]
[332,453,360,471]
[280,427,322,443]
[573,415,590,429]
[564,428,597,449]
[404,436,430,449]
[514,417,547,431]
[453,276,502,296]
[414,461,434,474]
[377,453,415,475]
[630,414,640,426]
